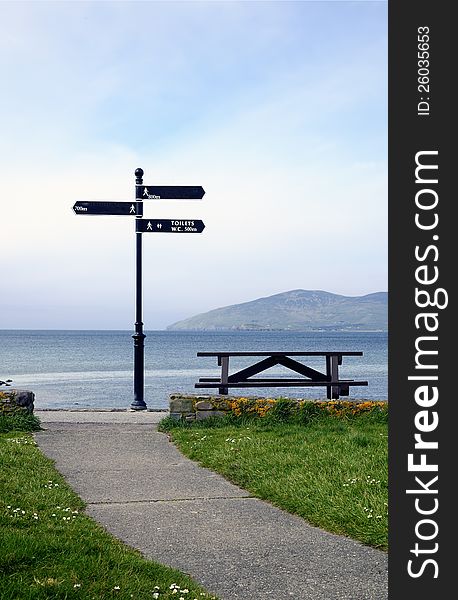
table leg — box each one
[330,355,340,399]
[326,356,331,399]
[219,356,229,395]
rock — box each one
[195,400,215,410]
[0,389,35,414]
[169,412,183,420]
[196,410,227,420]
[169,398,194,413]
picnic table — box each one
[195,351,368,399]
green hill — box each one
[167,289,387,331]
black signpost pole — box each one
[131,168,147,410]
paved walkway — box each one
[34,411,388,600]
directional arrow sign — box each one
[136,219,205,233]
[73,201,141,215]
[136,186,205,200]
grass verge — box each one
[0,427,217,600]
[160,405,388,550]
[0,412,41,433]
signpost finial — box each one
[135,168,144,184]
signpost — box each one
[132,169,146,411]
[73,168,206,410]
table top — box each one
[197,351,363,357]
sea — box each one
[0,330,387,410]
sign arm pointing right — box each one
[136,219,205,233]
[136,185,205,200]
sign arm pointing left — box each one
[73,201,141,216]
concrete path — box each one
[34,411,388,600]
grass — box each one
[160,405,388,550]
[0,420,217,600]
[0,412,41,433]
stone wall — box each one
[169,393,387,421]
[0,389,35,414]
[169,393,300,421]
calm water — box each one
[0,330,387,409]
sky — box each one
[0,0,387,330]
